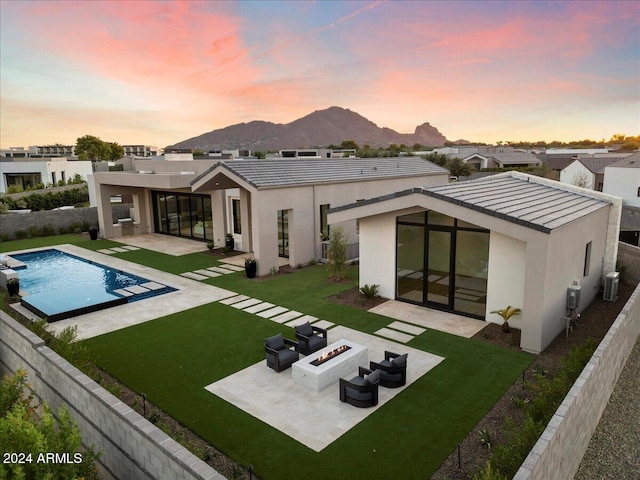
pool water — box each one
[11,249,176,322]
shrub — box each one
[473,461,508,480]
[28,226,40,238]
[490,415,544,478]
[327,226,348,281]
[360,284,379,299]
[6,184,23,194]
[15,229,27,240]
[478,428,492,449]
[40,224,55,236]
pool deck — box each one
[7,244,236,339]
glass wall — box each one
[396,211,489,319]
[152,191,213,242]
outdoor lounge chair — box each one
[265,333,299,372]
[294,321,328,355]
[339,367,380,408]
[369,351,408,388]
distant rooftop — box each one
[606,152,640,169]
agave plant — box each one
[490,305,522,333]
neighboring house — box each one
[0,157,93,193]
[560,155,633,191]
[328,172,621,354]
[92,157,450,276]
[266,148,357,159]
[603,153,640,246]
[122,145,160,157]
[462,152,542,170]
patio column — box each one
[211,190,226,247]
[240,189,252,253]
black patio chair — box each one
[265,333,299,372]
[369,351,408,388]
[339,367,380,408]
[294,321,327,355]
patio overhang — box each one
[94,171,195,190]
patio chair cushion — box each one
[391,353,408,367]
[296,321,314,337]
[277,348,299,366]
[364,369,380,385]
[307,335,326,352]
[265,333,285,351]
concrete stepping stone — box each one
[219,295,249,305]
[375,328,414,343]
[110,247,129,253]
[271,310,304,324]
[181,272,209,281]
[208,266,235,274]
[140,282,166,291]
[244,302,275,314]
[124,285,151,295]
[293,314,318,325]
[219,264,244,271]
[113,288,134,297]
[121,246,140,251]
[257,306,289,318]
[285,316,317,327]
[387,321,426,335]
[194,269,222,278]
[98,249,115,254]
[232,298,263,309]
[309,320,335,330]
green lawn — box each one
[2,235,534,479]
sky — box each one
[1,0,639,149]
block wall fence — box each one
[515,280,640,479]
[0,311,226,480]
[618,242,640,286]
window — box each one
[584,241,592,276]
[51,172,56,184]
[320,204,330,240]
[232,199,241,234]
[61,171,66,183]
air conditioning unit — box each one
[603,272,620,302]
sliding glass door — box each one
[152,191,213,242]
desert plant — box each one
[478,428,492,449]
[327,226,348,281]
[473,461,508,480]
[360,284,379,299]
[490,305,522,333]
[510,391,528,408]
[206,241,214,251]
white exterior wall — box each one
[357,212,399,299]
[603,166,640,207]
[560,161,595,189]
[0,160,93,192]
[485,232,526,330]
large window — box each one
[152,191,213,241]
[396,211,489,319]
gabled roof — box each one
[576,157,625,174]
[463,152,542,165]
[191,157,448,189]
[330,173,611,234]
[605,152,640,169]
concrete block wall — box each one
[618,242,640,286]
[0,312,226,480]
[0,204,132,240]
[514,281,640,479]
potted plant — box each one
[244,258,257,278]
[88,225,99,240]
[490,305,522,333]
[7,277,19,296]
[225,233,235,251]
[206,241,215,251]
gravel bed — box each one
[574,336,640,480]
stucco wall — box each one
[358,211,399,299]
[515,281,640,480]
[560,161,595,189]
[0,311,225,480]
[618,242,640,285]
[603,166,640,208]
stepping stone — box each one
[293,314,318,325]
[375,328,414,343]
[219,264,244,271]
[271,310,304,324]
[98,249,115,254]
[285,316,326,328]
[309,320,335,330]
[122,246,140,251]
[194,269,222,278]
[208,267,235,274]
[387,321,426,336]
[231,298,263,309]
[219,295,249,305]
[124,285,151,295]
[113,288,134,297]
[257,306,289,318]
[111,247,129,253]
[140,282,166,291]
[181,272,209,281]
[244,302,275,314]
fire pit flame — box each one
[310,345,351,366]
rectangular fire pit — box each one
[292,339,368,392]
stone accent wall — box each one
[514,281,640,479]
[0,205,132,240]
[618,242,640,286]
[0,312,225,480]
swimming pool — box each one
[11,249,176,322]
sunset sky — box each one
[1,0,638,149]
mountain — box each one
[167,106,449,151]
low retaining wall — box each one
[515,281,640,479]
[618,242,640,286]
[0,311,225,480]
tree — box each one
[75,135,123,161]
[571,171,590,188]
[422,152,449,166]
[107,142,124,160]
[340,139,359,150]
[446,157,473,177]
[327,226,348,282]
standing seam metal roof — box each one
[190,157,449,189]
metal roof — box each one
[191,157,449,189]
[330,173,611,234]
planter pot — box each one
[89,229,99,240]
[245,261,257,279]
[225,236,235,250]
[7,281,19,296]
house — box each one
[560,154,633,191]
[603,153,640,246]
[0,157,93,193]
[462,152,542,170]
[328,172,621,353]
[92,156,450,275]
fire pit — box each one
[311,345,352,366]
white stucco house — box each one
[603,152,640,208]
[328,172,621,353]
[462,152,542,170]
[92,156,450,276]
[0,157,93,193]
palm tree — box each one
[490,306,522,333]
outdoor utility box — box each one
[567,284,581,310]
[603,272,620,302]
